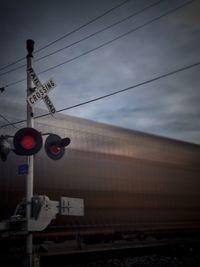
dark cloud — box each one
[0,0,200,144]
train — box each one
[0,112,200,244]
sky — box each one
[0,0,200,144]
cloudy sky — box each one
[0,0,200,144]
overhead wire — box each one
[1,60,200,129]
[3,0,195,88]
[0,0,131,72]
[0,0,164,77]
[0,113,18,129]
[0,0,197,130]
[34,0,132,53]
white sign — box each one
[27,78,56,107]
[43,95,56,114]
[27,67,43,89]
[60,197,84,216]
[27,67,56,114]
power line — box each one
[0,63,26,77]
[1,60,200,129]
[37,0,164,62]
[0,113,18,129]
[0,57,26,73]
[0,0,164,77]
[37,0,196,74]
[3,0,195,88]
[35,0,132,53]
[0,0,131,73]
[43,61,200,114]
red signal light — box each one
[13,128,42,156]
[20,135,36,149]
[45,134,70,160]
[50,144,61,155]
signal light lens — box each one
[50,144,61,155]
[20,135,36,149]
[13,127,42,156]
[45,134,70,160]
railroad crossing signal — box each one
[0,135,11,161]
[27,67,56,114]
[45,134,71,160]
[13,127,43,156]
[0,128,71,161]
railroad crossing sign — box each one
[27,67,56,114]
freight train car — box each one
[0,113,200,242]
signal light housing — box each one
[13,127,42,156]
[45,134,70,160]
[0,135,11,162]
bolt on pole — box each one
[26,39,34,267]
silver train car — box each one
[1,113,200,239]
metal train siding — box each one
[0,113,200,235]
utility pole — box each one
[26,39,34,267]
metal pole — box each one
[26,39,34,267]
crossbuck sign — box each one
[27,67,56,114]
